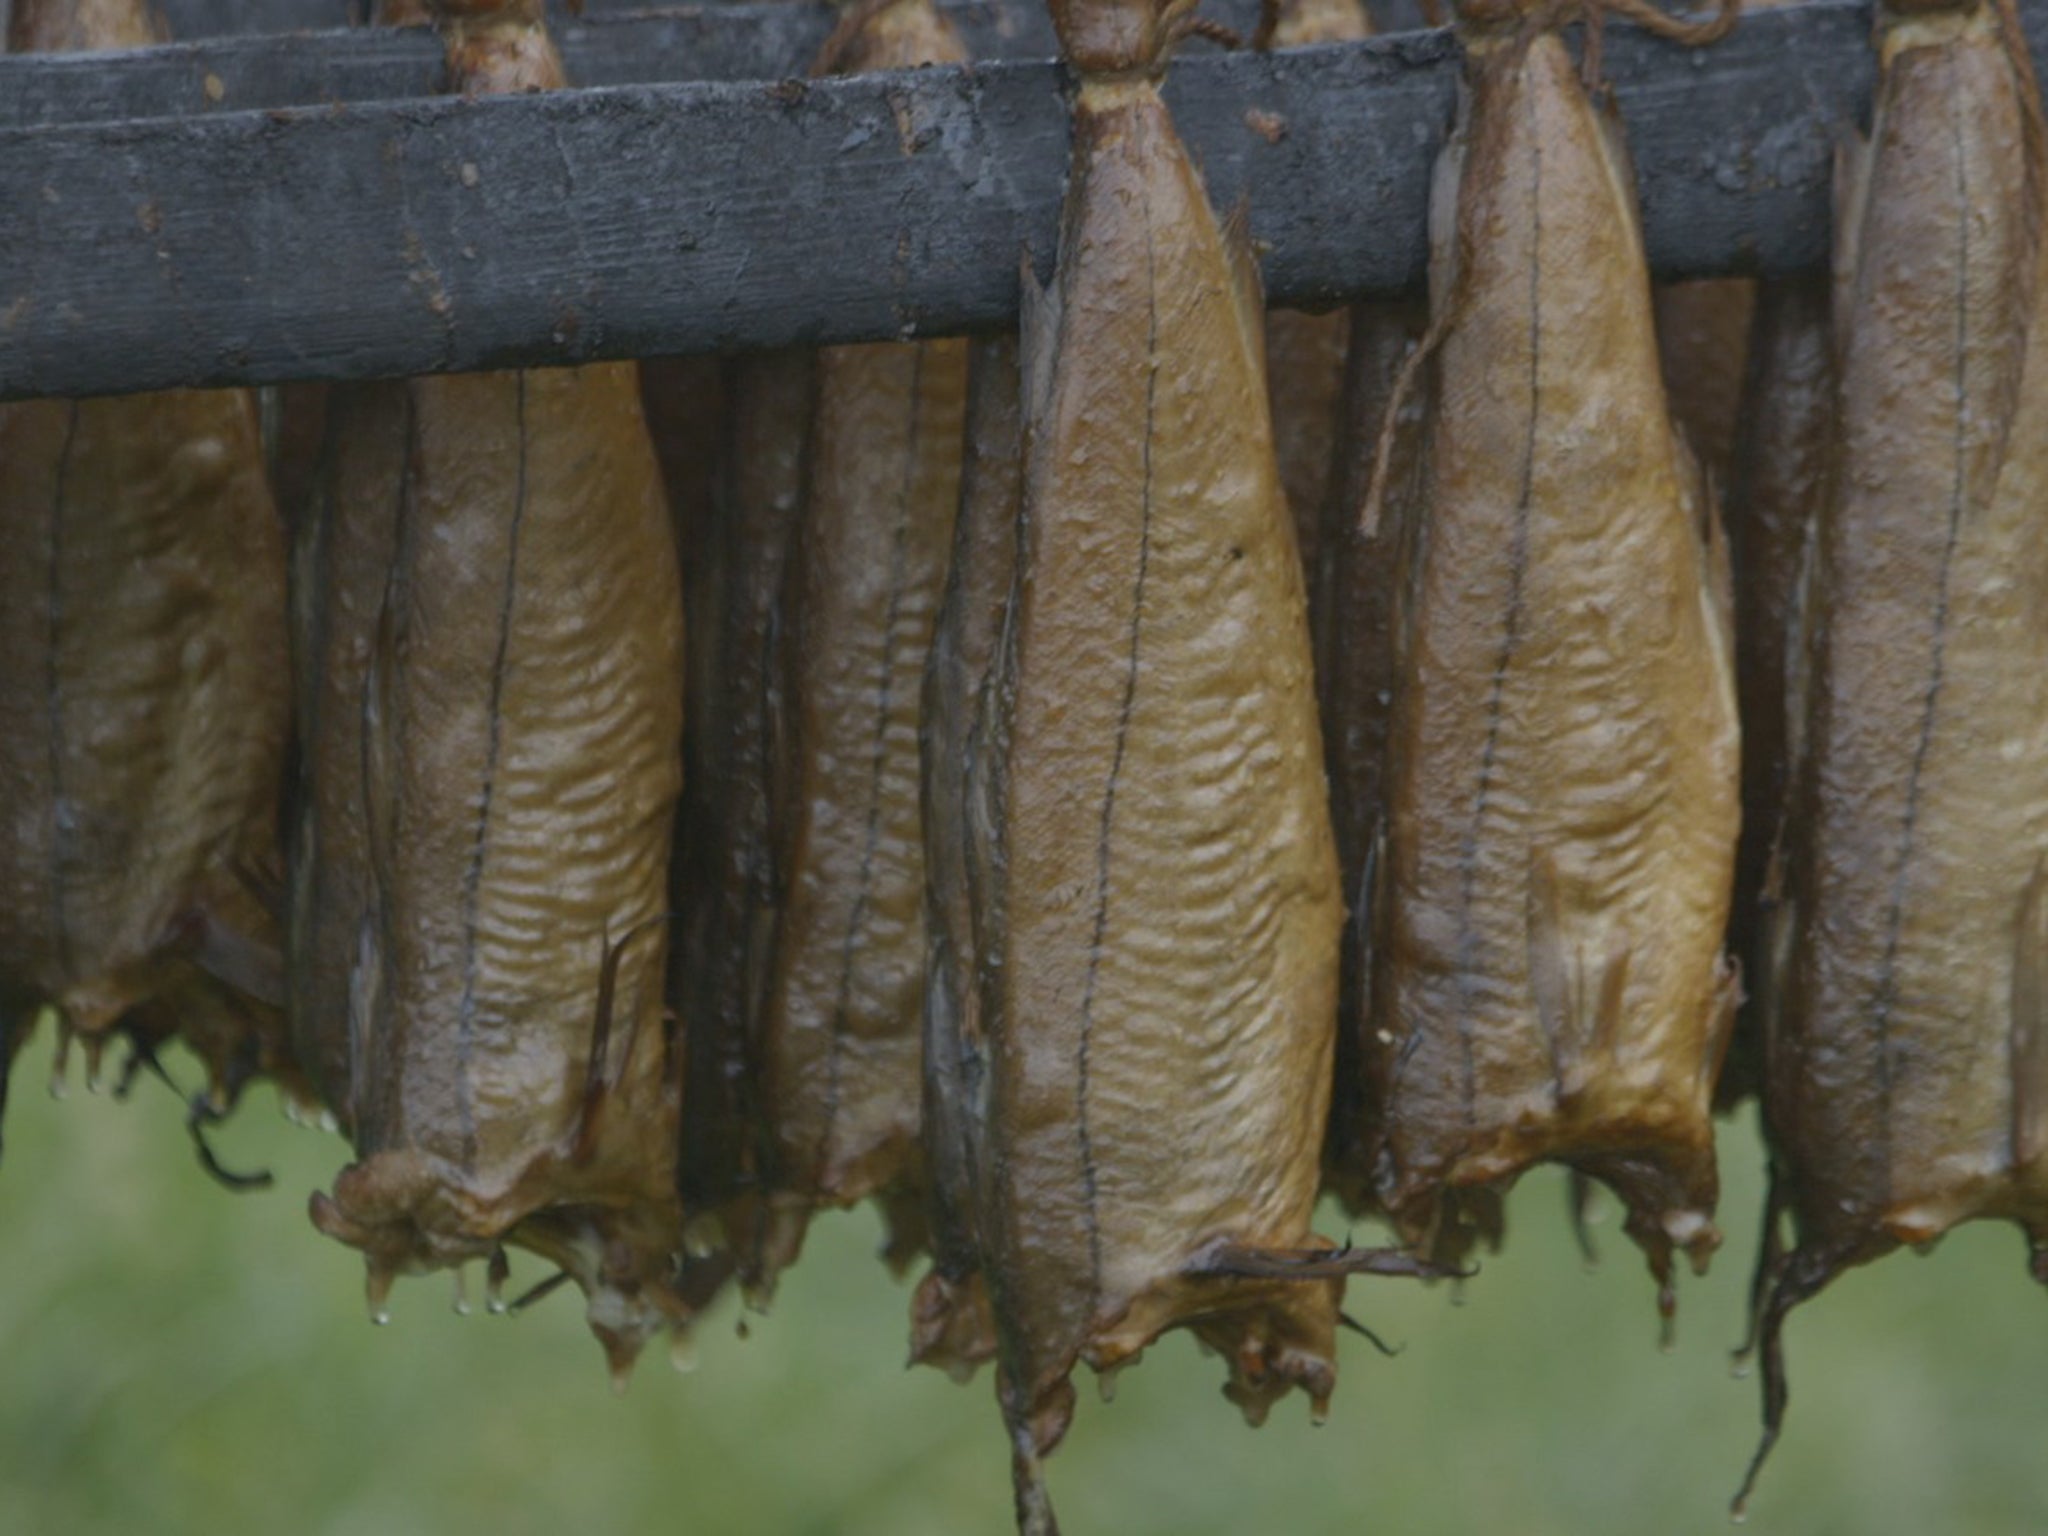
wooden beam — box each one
[0,1,1889,399]
[0,2,1083,129]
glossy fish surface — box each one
[1364,17,1741,1301]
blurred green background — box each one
[2,1056,2042,1536]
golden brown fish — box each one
[1738,0,2048,1507]
[0,0,306,1156]
[747,0,972,1296]
[304,0,693,1380]
[918,2,1436,1524]
[1360,0,1742,1307]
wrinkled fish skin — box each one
[306,0,692,1378]
[1366,20,1741,1294]
[749,0,972,1295]
[928,0,1393,1501]
[1742,0,2048,1505]
[1717,275,1832,1110]
[669,351,811,1263]
[911,335,1021,1381]
[0,0,301,1132]
[289,385,410,1133]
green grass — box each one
[0,1057,2041,1535]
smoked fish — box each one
[911,335,1022,1382]
[1739,0,2048,1506]
[0,0,307,1151]
[305,0,694,1379]
[1717,274,1831,1109]
[670,351,812,1268]
[921,1,1433,1523]
[749,0,972,1295]
[1360,0,1742,1305]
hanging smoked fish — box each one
[0,0,309,1162]
[1317,294,1431,1211]
[287,382,410,1134]
[911,334,1021,1382]
[746,0,973,1298]
[1737,0,2048,1508]
[670,350,813,1268]
[915,2,1439,1524]
[1359,0,1742,1305]
[1714,274,1831,1110]
[304,0,694,1380]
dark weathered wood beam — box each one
[0,2,1075,128]
[0,0,1921,399]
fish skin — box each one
[304,6,691,1377]
[0,0,299,1134]
[1742,2,2048,1500]
[669,351,811,1262]
[1365,26,1741,1290]
[910,334,1022,1381]
[974,65,1346,1466]
[1317,294,1430,1212]
[1716,274,1832,1110]
[289,384,411,1133]
[748,0,972,1294]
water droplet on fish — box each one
[683,1213,725,1260]
[669,1331,699,1375]
[486,1247,510,1314]
[366,1262,397,1326]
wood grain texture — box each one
[0,0,1902,399]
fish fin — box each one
[1567,1170,1600,1268]
[1525,845,1574,1086]
[1588,940,1633,1068]
[1217,198,1269,394]
[1190,1242,1460,1281]
[184,906,287,1011]
[1830,130,1876,348]
[2010,860,2048,1173]
[1733,1160,1786,1369]
[1704,952,1743,1095]
[1017,247,1061,437]
[1003,1376,1065,1536]
[1427,85,1467,301]
[573,912,680,1162]
[1732,1245,1846,1519]
[344,910,381,1141]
